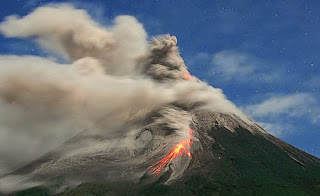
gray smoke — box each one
[0,4,250,192]
[142,35,190,81]
[0,4,148,76]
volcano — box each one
[2,109,320,196]
[0,5,319,196]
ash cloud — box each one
[0,4,250,192]
[0,4,148,76]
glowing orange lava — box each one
[183,71,191,80]
[148,127,194,175]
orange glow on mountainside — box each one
[148,127,194,175]
[183,71,191,80]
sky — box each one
[0,0,319,158]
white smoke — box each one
[0,4,250,191]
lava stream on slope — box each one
[148,127,194,175]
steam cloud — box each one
[0,4,249,191]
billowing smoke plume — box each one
[0,4,147,76]
[0,4,250,192]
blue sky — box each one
[0,0,319,158]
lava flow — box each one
[148,127,194,175]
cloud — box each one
[212,50,255,80]
[188,50,282,84]
[243,93,320,137]
[243,93,319,118]
[257,122,294,137]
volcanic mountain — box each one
[0,5,319,196]
[2,109,320,196]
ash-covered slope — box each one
[180,110,320,196]
[3,110,320,196]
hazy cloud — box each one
[244,93,319,118]
[188,50,282,84]
[243,93,320,136]
[258,122,294,137]
[212,50,255,80]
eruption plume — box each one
[0,4,253,192]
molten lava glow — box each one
[148,127,194,175]
[183,71,191,80]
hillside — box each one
[5,110,320,196]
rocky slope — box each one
[2,109,320,196]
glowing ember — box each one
[148,127,194,175]
[183,71,191,80]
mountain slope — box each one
[5,110,320,196]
